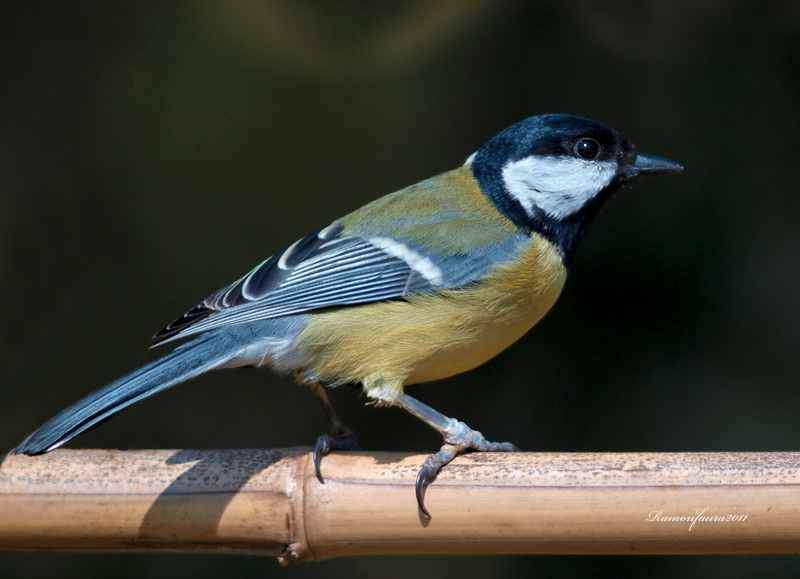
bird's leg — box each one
[304,379,360,483]
[392,393,520,517]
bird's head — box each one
[469,114,682,263]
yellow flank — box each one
[296,234,567,401]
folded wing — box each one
[153,225,451,344]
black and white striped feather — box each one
[152,225,442,345]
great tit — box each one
[14,114,681,515]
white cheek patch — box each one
[501,156,618,219]
[369,237,443,285]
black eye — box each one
[574,138,600,160]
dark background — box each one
[2,1,800,577]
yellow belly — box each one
[296,234,567,401]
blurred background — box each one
[2,1,799,577]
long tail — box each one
[13,330,247,455]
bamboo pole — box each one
[1,449,799,561]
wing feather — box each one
[152,227,429,344]
[152,208,528,345]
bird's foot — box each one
[415,418,519,517]
[313,427,360,484]
[304,379,360,483]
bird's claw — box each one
[312,428,360,484]
[415,453,450,517]
[312,435,332,483]
[415,419,519,517]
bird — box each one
[13,114,682,516]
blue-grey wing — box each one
[152,222,528,345]
[152,226,426,344]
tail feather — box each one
[13,330,244,455]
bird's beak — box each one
[627,153,683,178]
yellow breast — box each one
[296,234,567,401]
